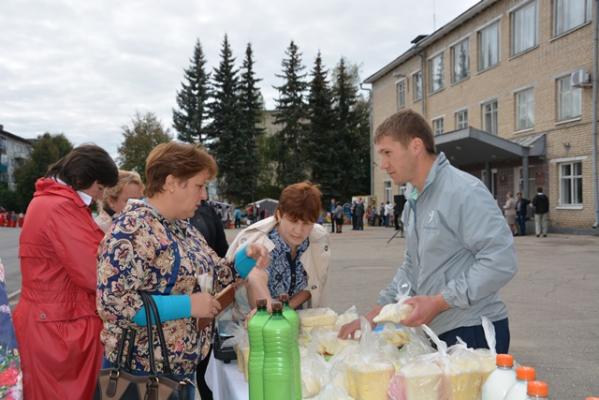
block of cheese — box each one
[373,302,414,324]
[473,349,496,380]
[446,354,483,400]
[346,361,395,400]
[302,374,322,398]
[299,307,338,328]
[388,360,443,400]
[379,326,410,348]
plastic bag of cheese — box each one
[343,317,395,400]
[299,307,338,333]
[373,281,414,324]
[309,329,353,357]
[388,324,450,400]
[300,347,330,398]
[335,305,359,330]
[395,327,436,368]
[446,338,484,400]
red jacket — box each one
[13,178,104,400]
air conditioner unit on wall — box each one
[570,69,592,88]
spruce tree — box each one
[306,52,340,199]
[273,40,309,187]
[173,39,210,144]
[207,34,243,202]
[237,43,264,204]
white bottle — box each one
[481,354,516,400]
[504,366,536,400]
[526,380,548,399]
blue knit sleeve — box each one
[133,295,191,326]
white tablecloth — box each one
[206,353,248,400]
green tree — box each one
[117,112,172,177]
[173,39,211,144]
[207,34,244,203]
[306,51,340,199]
[332,58,370,200]
[236,43,264,204]
[273,40,309,187]
[14,133,73,211]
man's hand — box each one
[246,243,270,269]
[337,305,383,339]
[400,294,449,327]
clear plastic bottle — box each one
[504,366,536,400]
[526,380,549,399]
[279,294,301,400]
[481,354,516,400]
[248,299,270,400]
[262,302,294,400]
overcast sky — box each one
[0,0,479,157]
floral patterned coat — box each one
[97,200,235,378]
[0,259,22,400]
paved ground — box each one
[3,225,599,398]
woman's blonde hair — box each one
[100,170,144,210]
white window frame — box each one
[554,0,592,37]
[432,117,444,136]
[396,79,406,110]
[451,38,470,83]
[511,0,538,56]
[515,166,537,200]
[482,99,499,135]
[384,180,393,203]
[515,87,535,131]
[557,75,582,121]
[428,52,445,93]
[558,161,583,207]
[481,168,499,198]
[412,71,423,101]
[478,21,500,71]
[455,109,469,130]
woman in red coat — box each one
[13,144,118,400]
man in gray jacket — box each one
[339,109,517,353]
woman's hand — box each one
[246,243,270,269]
[190,292,221,319]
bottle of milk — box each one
[481,354,516,400]
[504,366,535,400]
[526,380,548,399]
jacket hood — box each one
[34,178,87,208]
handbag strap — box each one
[141,292,173,375]
[142,292,158,376]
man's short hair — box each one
[374,109,436,155]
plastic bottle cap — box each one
[515,366,536,381]
[496,353,514,368]
[279,294,289,304]
[527,381,549,397]
[256,299,267,308]
[271,302,283,312]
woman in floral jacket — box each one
[97,142,268,397]
[0,258,21,400]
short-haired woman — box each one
[13,144,119,400]
[97,142,268,398]
[95,170,144,233]
[227,181,331,316]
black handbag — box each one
[95,292,194,400]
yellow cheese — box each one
[373,302,414,324]
[347,362,394,400]
[396,362,443,400]
[298,308,338,328]
[447,355,483,400]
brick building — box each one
[366,0,598,232]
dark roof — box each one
[0,125,33,146]
[364,0,499,84]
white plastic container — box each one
[504,366,535,400]
[481,354,516,400]
[526,380,548,399]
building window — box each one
[515,88,535,130]
[511,1,537,55]
[557,75,582,121]
[482,100,498,135]
[432,117,444,136]
[478,21,500,71]
[396,79,406,110]
[429,53,444,93]
[384,180,392,203]
[413,71,422,101]
[554,0,592,36]
[559,161,583,205]
[451,39,469,83]
[517,166,537,200]
[455,109,468,129]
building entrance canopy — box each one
[435,127,545,167]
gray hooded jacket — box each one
[378,152,517,335]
